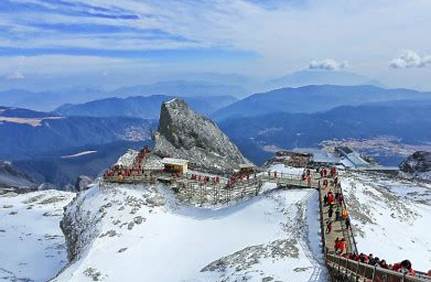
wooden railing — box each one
[326,254,431,282]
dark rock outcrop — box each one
[0,161,37,189]
[74,175,93,191]
[153,98,252,174]
[400,151,431,173]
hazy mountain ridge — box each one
[0,106,156,160]
[267,70,383,89]
[220,103,431,164]
[0,80,245,112]
[213,85,431,120]
[13,141,152,188]
[55,95,238,119]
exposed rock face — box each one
[400,151,431,181]
[0,161,37,189]
[74,175,93,191]
[153,98,252,174]
[400,151,431,173]
[60,188,103,261]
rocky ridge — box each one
[400,151,431,181]
[153,98,252,174]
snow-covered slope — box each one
[341,171,431,270]
[0,189,75,281]
[54,181,328,281]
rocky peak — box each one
[400,151,431,173]
[153,98,252,174]
[0,161,37,189]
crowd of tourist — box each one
[318,166,431,279]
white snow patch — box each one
[115,149,138,167]
[0,190,75,282]
[267,164,304,176]
[341,171,431,270]
[61,151,97,159]
[0,116,63,127]
[54,184,327,282]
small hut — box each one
[239,164,256,174]
[161,158,189,174]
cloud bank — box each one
[1,0,431,90]
[389,50,431,69]
[308,59,348,71]
[5,71,24,80]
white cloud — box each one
[389,50,431,69]
[2,0,431,89]
[308,59,348,71]
[5,71,25,80]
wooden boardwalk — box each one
[317,171,357,255]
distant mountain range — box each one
[0,106,155,160]
[213,85,431,120]
[3,84,431,187]
[267,70,383,89]
[111,81,248,99]
[220,103,431,164]
[13,141,152,188]
[0,80,245,111]
[55,95,237,119]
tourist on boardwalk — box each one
[379,259,389,269]
[337,193,344,204]
[335,206,341,221]
[323,179,329,188]
[326,220,332,234]
[327,192,334,205]
[341,208,349,220]
[334,238,340,252]
[328,205,334,219]
[330,166,337,177]
[392,260,416,276]
[345,217,351,229]
[335,238,347,255]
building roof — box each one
[161,157,189,166]
[239,164,255,169]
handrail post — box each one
[355,260,360,282]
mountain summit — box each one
[153,98,252,174]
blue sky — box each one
[1,0,431,91]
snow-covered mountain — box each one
[54,174,328,281]
[0,189,75,282]
[342,171,431,270]
[2,155,431,281]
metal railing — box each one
[326,254,431,282]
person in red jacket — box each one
[334,238,340,252]
[337,238,347,255]
[392,260,416,276]
[327,192,335,205]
